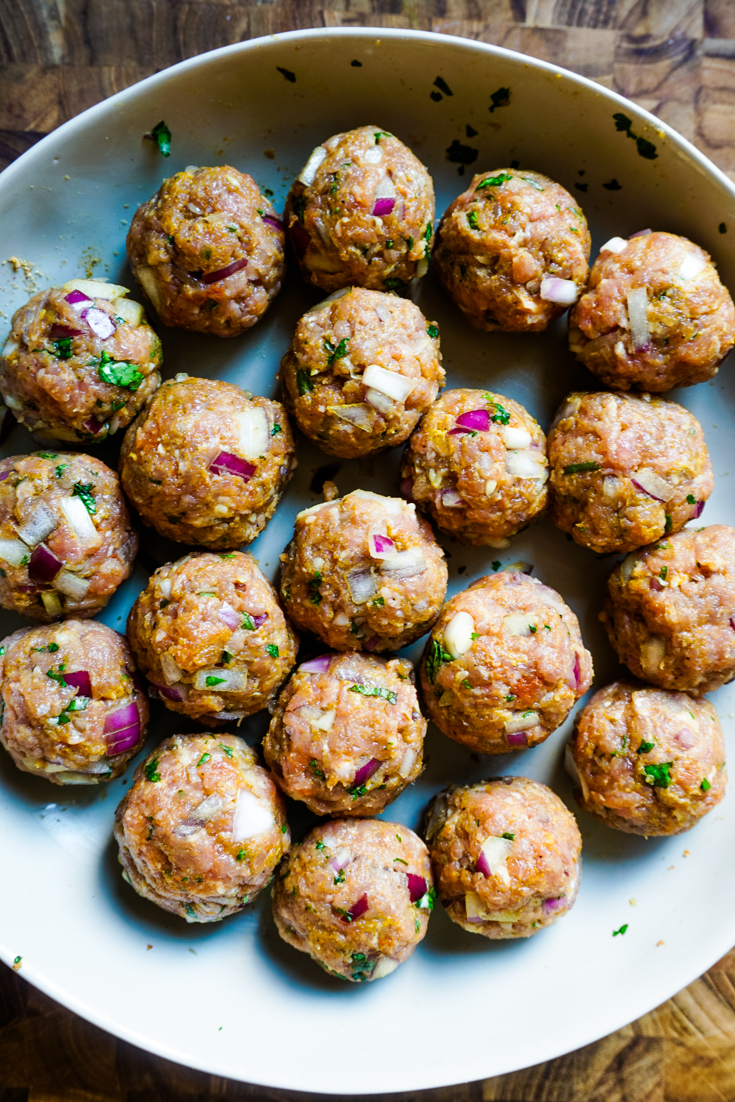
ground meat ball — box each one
[263,651,424,816]
[272,818,433,981]
[279,288,444,459]
[547,391,712,555]
[127,551,298,725]
[126,166,285,337]
[0,279,162,443]
[420,571,592,754]
[0,620,148,784]
[0,451,137,622]
[433,169,590,332]
[569,681,726,835]
[602,525,735,693]
[284,125,435,292]
[120,375,296,549]
[401,389,547,546]
[114,734,289,922]
[279,489,447,653]
[425,777,582,939]
[569,231,735,392]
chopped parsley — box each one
[221,650,232,664]
[427,324,439,339]
[686,494,696,505]
[502,832,515,840]
[219,743,233,758]
[149,119,171,156]
[351,952,375,981]
[324,337,349,364]
[349,784,367,800]
[529,625,537,634]
[416,885,436,911]
[241,613,255,630]
[423,221,432,242]
[308,570,322,605]
[384,277,405,290]
[145,758,161,782]
[333,867,345,885]
[55,463,68,478]
[467,210,479,230]
[72,481,96,515]
[701,777,712,792]
[426,638,452,683]
[637,739,655,754]
[296,369,313,395]
[613,924,628,936]
[644,761,673,788]
[493,561,502,571]
[394,857,408,865]
[564,461,601,474]
[483,397,510,424]
[461,678,471,689]
[205,676,225,688]
[348,683,397,704]
[38,452,58,459]
[374,131,391,143]
[266,643,279,658]
[97,350,143,391]
[315,839,326,852]
[659,566,668,580]
[309,758,325,780]
[372,596,385,607]
[46,664,67,686]
[53,337,73,360]
[236,849,246,862]
[197,752,212,766]
[664,514,673,533]
[489,86,511,112]
[33,642,59,653]
[271,423,282,435]
[477,171,512,190]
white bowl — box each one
[1,27,735,1096]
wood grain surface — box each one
[2,1,735,1099]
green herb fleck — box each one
[701,777,712,792]
[372,596,385,607]
[489,87,511,113]
[426,638,453,684]
[423,221,433,242]
[46,664,67,686]
[236,849,246,861]
[477,172,512,191]
[644,761,673,787]
[308,570,322,605]
[315,839,326,852]
[686,494,696,505]
[149,120,171,156]
[197,752,212,766]
[637,739,655,754]
[349,684,397,704]
[324,337,350,365]
[394,857,408,865]
[293,194,307,222]
[271,423,282,435]
[374,131,391,143]
[219,743,233,758]
[416,885,436,911]
[427,324,439,339]
[529,625,537,634]
[296,369,313,395]
[55,463,69,479]
[659,566,668,580]
[502,832,515,840]
[493,561,502,571]
[309,758,325,780]
[241,613,255,630]
[665,514,672,533]
[97,350,143,391]
[266,643,279,658]
[467,210,479,230]
[204,676,225,688]
[145,758,161,782]
[53,337,73,360]
[333,867,345,885]
[613,924,628,936]
[384,277,405,291]
[461,678,471,689]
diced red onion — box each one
[65,290,91,305]
[152,681,187,702]
[18,583,41,593]
[476,850,492,876]
[64,670,92,697]
[262,214,283,231]
[371,197,396,217]
[0,407,15,446]
[363,636,380,651]
[674,727,696,750]
[252,613,267,629]
[505,561,533,576]
[630,469,671,502]
[341,893,369,922]
[626,287,650,351]
[568,654,581,691]
[506,731,528,747]
[48,324,82,339]
[105,725,140,755]
[454,408,491,433]
[202,258,249,284]
[290,222,311,258]
[543,897,563,913]
[629,228,652,238]
[400,477,414,501]
[104,700,138,732]
[730,617,735,631]
[83,306,116,340]
[650,577,664,592]
[369,533,396,559]
[217,604,241,631]
[129,668,147,695]
[539,276,578,305]
[209,451,255,481]
[29,544,62,583]
[441,487,464,508]
[691,500,704,519]
[83,416,105,436]
[406,874,427,904]
[0,471,9,483]
[212,710,244,721]
[353,758,381,788]
[300,654,333,674]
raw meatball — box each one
[419,570,592,754]
[602,525,735,693]
[424,777,582,938]
[0,619,148,784]
[126,165,285,337]
[0,278,162,443]
[279,489,447,653]
[547,391,712,554]
[284,125,435,292]
[569,231,735,392]
[114,734,289,922]
[569,681,726,835]
[433,169,590,332]
[401,388,547,546]
[279,287,444,459]
[263,651,424,816]
[127,551,298,725]
[272,817,433,981]
[0,450,137,622]
[120,375,296,549]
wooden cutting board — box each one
[2,1,735,1099]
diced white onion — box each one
[479,835,513,874]
[136,267,162,310]
[379,547,426,578]
[504,711,539,733]
[564,743,590,801]
[503,614,533,637]
[298,146,327,185]
[232,788,274,841]
[54,570,90,600]
[17,502,57,548]
[363,147,383,163]
[417,257,429,278]
[632,468,672,502]
[465,891,494,921]
[641,635,666,676]
[347,568,378,604]
[626,287,650,350]
[193,668,248,692]
[505,450,547,479]
[59,496,97,543]
[539,276,578,304]
[306,287,351,313]
[296,501,330,520]
[235,406,269,459]
[0,538,29,566]
[374,176,396,199]
[678,253,708,281]
[362,364,415,403]
[444,611,475,658]
[312,709,336,732]
[113,298,145,326]
[329,404,374,432]
[41,591,63,616]
[364,388,394,415]
[350,489,402,512]
[499,426,531,450]
[159,577,172,599]
[62,279,129,300]
[599,236,628,254]
[620,553,638,584]
[160,652,183,684]
[371,956,398,979]
[2,339,18,358]
[398,747,417,778]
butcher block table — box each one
[3,1,735,1099]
